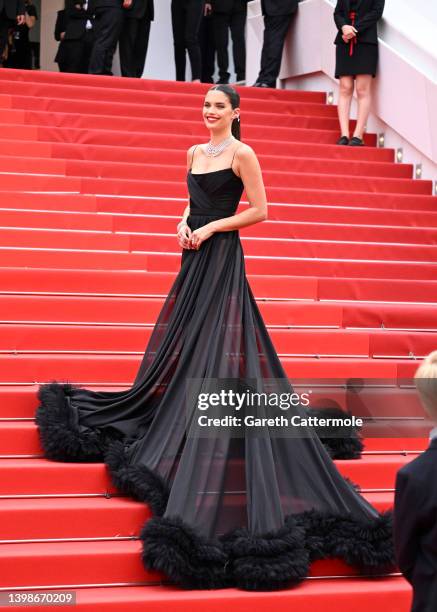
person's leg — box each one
[184,0,203,81]
[229,5,246,81]
[81,29,94,74]
[353,74,372,139]
[212,10,230,83]
[119,15,136,77]
[88,7,123,75]
[66,39,85,73]
[171,0,186,81]
[199,13,215,82]
[256,13,293,86]
[134,17,151,77]
[337,75,354,138]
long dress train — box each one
[35,166,395,590]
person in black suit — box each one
[211,0,247,84]
[253,0,298,88]
[171,0,205,82]
[119,0,153,78]
[54,0,94,73]
[0,0,25,65]
[333,0,384,146]
[394,350,437,612]
[87,0,124,75]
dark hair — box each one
[208,84,241,141]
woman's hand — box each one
[341,24,357,39]
[177,222,193,249]
[189,224,216,250]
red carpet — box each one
[0,68,430,610]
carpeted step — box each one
[0,454,419,496]
[0,535,400,589]
[1,324,436,359]
[0,150,414,179]
[1,247,436,279]
[0,135,395,163]
[0,227,435,261]
[0,497,151,540]
[2,295,437,329]
[0,578,411,612]
[0,68,327,102]
[0,354,421,384]
[4,208,437,246]
[1,268,437,303]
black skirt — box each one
[335,41,378,78]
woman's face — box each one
[203,90,239,132]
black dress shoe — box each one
[337,136,349,145]
[348,136,364,146]
[252,81,270,88]
[215,78,229,85]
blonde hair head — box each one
[414,350,437,420]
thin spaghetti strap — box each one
[230,143,242,171]
[190,145,199,170]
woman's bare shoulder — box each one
[234,142,259,165]
[186,143,207,162]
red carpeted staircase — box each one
[0,67,434,610]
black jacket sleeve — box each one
[355,0,384,34]
[54,10,66,42]
[393,468,423,584]
[333,0,348,31]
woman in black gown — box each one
[36,84,395,591]
[333,0,384,146]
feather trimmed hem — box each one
[140,509,395,591]
[104,439,169,516]
[35,381,116,462]
[306,406,364,459]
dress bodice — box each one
[187,168,244,219]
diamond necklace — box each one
[205,136,234,157]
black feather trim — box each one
[140,508,394,590]
[294,508,396,574]
[104,440,169,516]
[35,381,111,462]
[306,406,364,459]
[140,515,231,589]
[220,516,310,590]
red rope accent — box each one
[349,11,357,56]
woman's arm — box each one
[25,8,37,29]
[209,144,267,233]
[177,146,194,230]
[333,0,348,31]
[54,11,66,41]
[354,0,384,34]
[176,147,195,249]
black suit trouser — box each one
[119,14,151,78]
[88,5,123,75]
[257,12,294,86]
[171,0,204,81]
[213,6,246,81]
[199,13,215,83]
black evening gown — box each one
[36,164,395,591]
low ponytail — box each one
[209,84,241,141]
[231,116,241,141]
